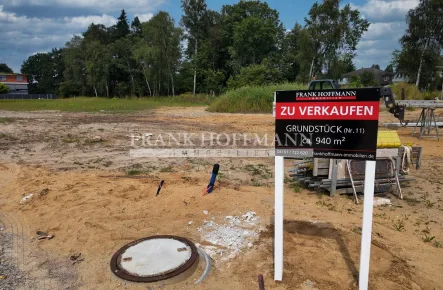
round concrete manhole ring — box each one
[110,235,198,283]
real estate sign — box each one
[273,88,381,290]
[274,88,380,161]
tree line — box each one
[13,0,443,97]
[16,0,369,97]
[391,0,443,90]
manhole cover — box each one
[110,235,198,283]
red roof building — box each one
[0,73,29,94]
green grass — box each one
[207,83,307,113]
[0,94,215,112]
[0,117,15,123]
[159,165,174,173]
[126,169,144,176]
[390,83,441,100]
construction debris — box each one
[197,212,263,264]
[36,231,53,240]
[19,194,33,204]
[373,197,392,207]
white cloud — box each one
[0,5,117,71]
[352,0,419,70]
[352,0,419,22]
[136,13,154,22]
[64,14,116,27]
[2,0,165,14]
[361,22,407,40]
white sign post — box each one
[274,156,284,281]
[358,160,376,290]
[273,160,376,288]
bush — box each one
[360,71,378,87]
[227,61,284,89]
[423,91,441,100]
[207,83,306,113]
[390,82,441,100]
[348,75,363,88]
[171,93,215,105]
[0,83,10,94]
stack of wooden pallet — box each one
[290,158,415,195]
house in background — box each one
[392,72,409,83]
[0,73,29,94]
[339,67,393,86]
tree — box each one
[360,71,378,87]
[296,27,316,83]
[401,0,443,88]
[114,10,130,40]
[133,41,155,96]
[326,53,356,79]
[227,60,283,89]
[0,83,10,94]
[385,64,394,74]
[140,11,182,96]
[221,0,284,76]
[83,23,111,44]
[21,48,64,94]
[304,0,370,79]
[282,23,304,82]
[181,0,208,95]
[131,17,142,35]
[371,64,380,70]
[0,64,13,73]
[60,36,87,96]
[349,75,362,87]
[85,41,111,97]
[110,38,137,97]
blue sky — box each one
[0,0,419,73]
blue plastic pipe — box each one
[206,164,220,194]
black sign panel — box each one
[275,88,380,160]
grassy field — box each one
[390,83,442,100]
[207,83,307,113]
[0,94,214,112]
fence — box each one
[0,94,57,100]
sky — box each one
[0,0,420,73]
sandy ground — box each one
[0,106,443,290]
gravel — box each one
[0,231,26,290]
[0,220,80,290]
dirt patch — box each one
[0,106,442,289]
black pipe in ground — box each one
[258,274,265,290]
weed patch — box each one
[392,219,405,232]
[208,83,306,113]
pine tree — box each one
[114,9,130,40]
[131,17,142,35]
